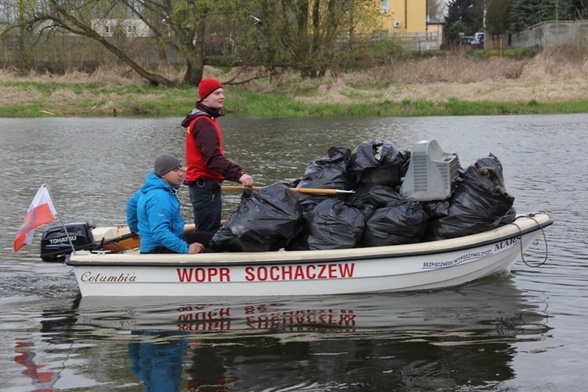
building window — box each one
[104,25,112,35]
[381,0,389,12]
[127,25,137,35]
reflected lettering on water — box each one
[25,279,551,391]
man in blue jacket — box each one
[127,154,213,254]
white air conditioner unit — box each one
[399,140,460,201]
[393,21,401,28]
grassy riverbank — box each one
[2,48,588,118]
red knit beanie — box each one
[198,78,223,100]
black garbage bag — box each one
[345,183,404,219]
[279,178,321,217]
[292,146,357,214]
[425,154,515,240]
[296,193,328,218]
[348,139,409,187]
[210,182,303,252]
[291,198,365,250]
[498,206,517,226]
[422,199,451,220]
[363,200,429,247]
[297,145,356,192]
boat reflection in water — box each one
[71,278,550,390]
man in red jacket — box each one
[181,78,254,232]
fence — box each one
[382,31,442,51]
[509,20,588,49]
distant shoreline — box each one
[2,53,588,118]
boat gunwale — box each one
[65,214,553,268]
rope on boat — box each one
[512,212,549,268]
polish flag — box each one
[14,184,57,252]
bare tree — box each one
[230,0,380,78]
[5,0,224,86]
[427,0,447,20]
[119,0,214,85]
[0,0,34,68]
[486,0,513,37]
[3,0,390,83]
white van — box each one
[472,32,485,46]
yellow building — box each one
[379,0,426,33]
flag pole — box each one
[44,184,77,256]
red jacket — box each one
[181,104,243,183]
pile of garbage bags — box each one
[211,139,516,252]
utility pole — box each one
[556,0,559,45]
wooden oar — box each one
[221,185,355,195]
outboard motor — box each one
[40,223,96,262]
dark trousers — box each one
[145,231,215,254]
[188,179,222,232]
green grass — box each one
[2,79,588,118]
[230,94,588,118]
[465,46,543,61]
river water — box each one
[0,114,587,391]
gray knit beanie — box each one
[154,154,182,177]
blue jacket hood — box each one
[140,171,180,194]
[126,172,188,253]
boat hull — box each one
[67,214,552,297]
